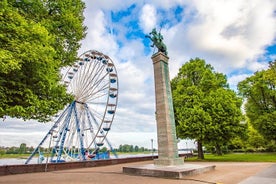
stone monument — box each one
[151,52,184,166]
[123,28,215,178]
[145,28,183,165]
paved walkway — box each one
[0,161,274,184]
[239,164,276,184]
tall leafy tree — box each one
[18,143,27,154]
[204,88,246,155]
[238,60,276,142]
[172,58,244,158]
[0,0,86,121]
[246,122,266,149]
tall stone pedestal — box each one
[151,52,183,166]
[123,52,215,178]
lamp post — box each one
[151,139,154,158]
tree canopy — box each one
[0,0,87,121]
[238,60,276,142]
[171,58,245,158]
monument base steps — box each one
[123,163,215,179]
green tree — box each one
[18,143,27,154]
[204,88,246,155]
[129,145,134,152]
[100,147,108,152]
[118,144,131,152]
[6,146,19,154]
[134,145,139,152]
[0,147,5,155]
[139,147,145,152]
[238,60,276,142]
[172,58,244,158]
[246,123,266,150]
[118,145,123,152]
[228,137,245,151]
[0,0,86,121]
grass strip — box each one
[185,153,276,162]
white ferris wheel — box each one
[25,50,118,163]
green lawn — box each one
[0,153,30,159]
[185,153,276,162]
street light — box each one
[151,139,154,158]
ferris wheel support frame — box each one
[25,105,71,164]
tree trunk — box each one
[197,141,204,159]
[215,143,222,156]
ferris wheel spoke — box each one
[91,79,110,93]
[76,64,107,101]
[84,66,108,93]
[87,108,104,122]
[78,78,109,101]
[86,101,107,106]
[80,60,105,88]
[82,82,109,100]
[69,64,90,98]
[77,73,109,101]
[86,94,108,105]
[74,57,97,84]
[79,83,109,102]
[77,59,96,84]
[75,61,103,97]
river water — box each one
[0,158,37,165]
[0,153,158,166]
[0,151,192,166]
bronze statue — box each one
[145,28,168,55]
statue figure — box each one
[145,28,168,55]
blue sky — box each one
[1,0,275,149]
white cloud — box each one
[228,74,251,90]
[80,9,119,56]
[139,4,157,33]
[0,117,52,147]
[247,61,269,72]
[149,0,185,9]
[167,0,276,74]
